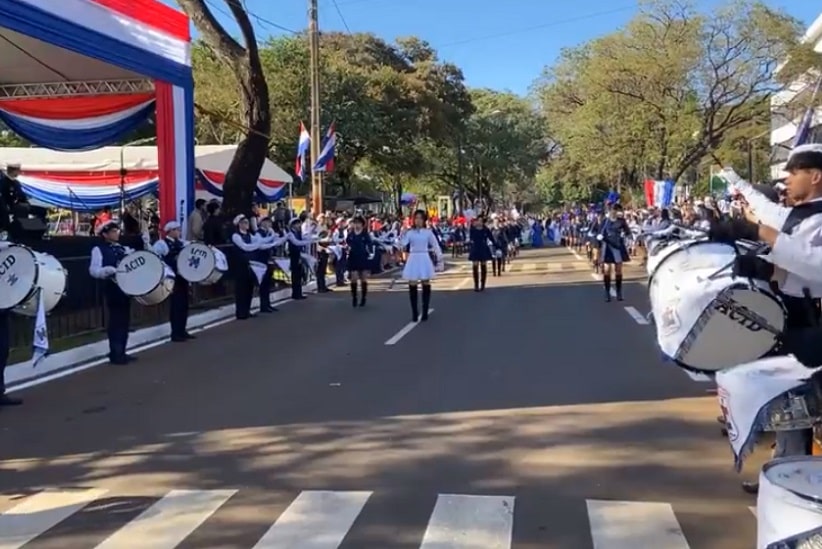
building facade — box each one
[770,13,822,179]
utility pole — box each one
[308,0,323,215]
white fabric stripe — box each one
[1,100,155,130]
[251,490,371,548]
[0,488,108,549]
[18,0,190,65]
[420,494,515,549]
[172,85,189,234]
[586,500,690,549]
[94,489,235,549]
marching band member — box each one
[400,209,443,322]
[230,214,276,320]
[468,215,494,292]
[712,144,822,494]
[345,215,375,307]
[286,217,315,300]
[490,219,508,277]
[88,220,135,365]
[256,216,288,313]
[0,238,21,406]
[597,204,631,302]
[152,221,194,342]
[332,218,348,286]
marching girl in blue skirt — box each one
[345,216,375,307]
[597,204,631,302]
[468,215,494,292]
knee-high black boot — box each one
[360,280,368,306]
[472,264,480,291]
[603,274,612,302]
[350,281,358,307]
[480,262,488,290]
[491,259,498,276]
[615,274,623,301]
[421,283,431,321]
[409,284,419,322]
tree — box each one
[174,0,271,217]
[533,0,804,195]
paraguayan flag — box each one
[31,288,49,367]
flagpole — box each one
[308,0,323,215]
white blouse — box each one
[401,228,443,259]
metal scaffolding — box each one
[0,79,154,98]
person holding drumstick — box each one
[0,237,22,406]
[88,220,136,365]
[152,220,194,342]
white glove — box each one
[104,266,118,277]
[596,234,604,242]
[367,253,375,260]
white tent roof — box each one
[0,145,293,183]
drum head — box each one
[0,245,37,309]
[763,456,822,504]
[177,243,216,283]
[116,251,163,296]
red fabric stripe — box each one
[0,94,155,120]
[22,170,158,184]
[259,178,286,188]
[201,170,225,184]
[644,179,655,207]
[155,82,177,227]
[91,0,190,40]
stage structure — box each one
[0,0,194,232]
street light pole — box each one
[308,0,323,215]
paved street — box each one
[0,246,762,548]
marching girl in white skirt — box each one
[401,209,443,322]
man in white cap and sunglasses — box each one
[152,220,194,342]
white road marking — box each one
[521,263,538,271]
[624,306,650,325]
[586,500,690,549]
[0,489,108,549]
[590,273,618,298]
[452,277,472,290]
[567,246,585,261]
[384,309,435,345]
[252,491,371,548]
[420,494,515,549]
[95,489,235,549]
[749,506,756,517]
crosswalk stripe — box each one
[252,490,372,548]
[586,500,689,549]
[419,494,515,549]
[0,489,108,549]
[94,489,235,549]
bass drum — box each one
[177,242,227,285]
[0,244,67,316]
[116,251,175,306]
[648,239,786,374]
[758,457,822,548]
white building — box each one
[770,12,822,179]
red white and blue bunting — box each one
[196,169,287,202]
[18,171,158,210]
[0,94,156,151]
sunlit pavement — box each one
[0,246,762,548]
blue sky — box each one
[178,0,820,95]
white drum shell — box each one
[176,243,227,285]
[116,251,174,305]
[0,245,66,315]
[758,457,822,548]
[649,240,785,372]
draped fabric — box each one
[196,169,287,202]
[0,95,155,151]
[644,179,676,208]
[18,173,158,210]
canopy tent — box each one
[0,0,194,231]
[0,145,292,210]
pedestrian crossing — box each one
[447,261,589,274]
[0,488,757,548]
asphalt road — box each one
[0,246,763,549]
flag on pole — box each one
[793,75,822,147]
[295,121,310,181]
[313,122,336,172]
[31,288,49,368]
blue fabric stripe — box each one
[0,101,154,150]
[0,0,191,87]
[195,170,287,203]
[183,84,196,218]
[20,180,159,210]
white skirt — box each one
[402,252,436,281]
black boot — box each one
[421,284,431,321]
[603,275,611,302]
[615,275,623,301]
[350,282,358,307]
[359,280,368,307]
[480,262,488,290]
[409,284,419,322]
[472,264,480,291]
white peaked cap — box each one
[233,214,247,226]
[95,220,119,236]
[164,220,181,232]
[790,143,822,157]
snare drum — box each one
[0,244,67,316]
[758,457,822,548]
[177,243,227,285]
[649,239,786,374]
[116,251,175,306]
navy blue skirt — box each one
[469,244,492,262]
[347,254,370,272]
[601,243,630,264]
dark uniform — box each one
[231,229,257,320]
[287,221,309,300]
[490,226,508,276]
[255,224,281,313]
[154,232,191,341]
[468,225,494,291]
[90,231,134,365]
[346,230,374,307]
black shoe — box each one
[171,336,187,343]
[125,354,138,362]
[0,394,22,406]
[412,313,419,322]
[359,299,366,307]
[605,295,611,303]
[110,357,130,365]
[185,333,197,339]
[421,312,429,321]
[617,294,624,301]
[741,481,759,495]
[352,298,358,308]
